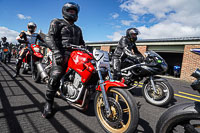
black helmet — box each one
[62,2,80,22]
[126,28,140,42]
[1,36,7,42]
[27,22,37,33]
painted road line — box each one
[178,91,200,98]
[174,94,200,102]
[138,85,143,87]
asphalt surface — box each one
[0,59,199,133]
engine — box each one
[62,72,83,100]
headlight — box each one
[33,47,40,52]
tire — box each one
[32,65,41,83]
[156,102,200,133]
[94,88,139,133]
[142,80,174,106]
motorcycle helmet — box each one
[62,2,80,22]
[27,22,37,33]
[1,36,7,42]
[126,28,140,42]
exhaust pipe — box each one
[36,62,49,83]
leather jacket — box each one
[113,36,141,59]
[45,18,85,53]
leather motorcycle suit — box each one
[45,18,85,104]
[15,31,44,75]
[112,36,141,80]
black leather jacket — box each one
[45,18,85,53]
[113,36,141,59]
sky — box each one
[0,0,200,44]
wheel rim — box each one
[144,82,170,104]
[96,89,132,133]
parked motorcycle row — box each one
[3,43,200,133]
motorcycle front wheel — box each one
[94,88,139,133]
[156,102,200,133]
[142,80,174,106]
[32,65,41,83]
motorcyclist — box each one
[112,28,143,80]
[13,22,45,77]
[0,37,10,62]
[42,2,85,118]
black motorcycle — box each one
[156,48,200,133]
[119,51,174,106]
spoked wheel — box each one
[94,88,139,133]
[156,103,200,133]
[142,80,174,106]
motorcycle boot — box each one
[42,77,59,118]
[42,102,53,118]
[13,59,22,78]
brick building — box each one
[86,37,200,82]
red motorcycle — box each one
[19,44,44,82]
[42,45,139,133]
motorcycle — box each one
[156,48,200,133]
[1,46,10,64]
[118,51,174,106]
[19,44,44,82]
[40,45,139,133]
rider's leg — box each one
[13,48,27,77]
[113,58,122,80]
[42,55,64,118]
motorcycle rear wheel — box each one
[94,88,139,133]
[142,80,174,106]
[156,102,200,133]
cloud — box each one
[111,13,119,19]
[0,27,19,43]
[118,0,200,39]
[17,14,31,20]
[121,20,133,26]
[107,31,124,41]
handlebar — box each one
[68,44,94,59]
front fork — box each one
[97,69,112,117]
[150,76,157,93]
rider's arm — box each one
[16,31,29,44]
[45,19,61,52]
[121,37,137,58]
[79,29,85,46]
[37,34,47,47]
[37,34,45,43]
